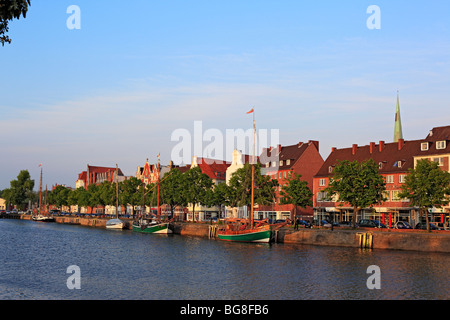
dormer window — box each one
[280,160,283,166]
[328,166,334,173]
[436,141,446,150]
[286,159,291,165]
[421,142,429,151]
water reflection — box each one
[0,220,448,300]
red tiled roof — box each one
[315,139,422,177]
[260,141,314,170]
[196,158,230,180]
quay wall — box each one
[10,216,450,253]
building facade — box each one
[313,126,450,227]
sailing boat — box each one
[132,155,172,234]
[32,165,55,222]
[106,164,124,229]
[217,107,273,243]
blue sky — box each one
[1,0,450,190]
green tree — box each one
[160,169,187,218]
[119,177,141,218]
[399,159,450,231]
[68,187,84,213]
[0,0,31,46]
[48,185,70,210]
[9,170,35,210]
[228,163,279,211]
[205,181,230,219]
[324,159,386,227]
[279,173,313,220]
[184,166,213,222]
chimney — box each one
[398,138,405,150]
[370,142,375,154]
[379,141,385,152]
[277,144,281,153]
[331,147,337,153]
[308,140,319,149]
[352,144,358,155]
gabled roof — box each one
[425,126,450,142]
[315,139,422,177]
[195,157,230,180]
[260,141,317,170]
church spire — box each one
[393,90,403,142]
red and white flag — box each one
[38,163,42,167]
[247,107,254,114]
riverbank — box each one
[5,214,449,253]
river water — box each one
[0,219,448,300]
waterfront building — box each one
[257,140,324,221]
[74,164,127,215]
[313,126,450,227]
[186,156,230,221]
[224,149,258,218]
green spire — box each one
[393,90,403,142]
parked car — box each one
[297,220,311,228]
[395,221,412,229]
[357,219,386,228]
[415,223,440,230]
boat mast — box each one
[157,153,160,220]
[38,165,42,216]
[115,164,119,219]
[250,108,255,230]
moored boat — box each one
[132,218,172,234]
[32,215,55,222]
[106,218,124,229]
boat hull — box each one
[132,222,172,234]
[217,228,271,243]
[106,219,124,229]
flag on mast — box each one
[247,107,254,114]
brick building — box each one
[257,140,324,221]
[313,126,450,227]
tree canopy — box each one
[279,173,313,219]
[399,159,450,231]
[324,159,386,227]
[0,0,31,46]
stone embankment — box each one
[9,215,449,253]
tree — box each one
[160,168,187,218]
[183,166,213,222]
[228,163,279,212]
[119,177,141,218]
[48,185,70,210]
[205,181,230,219]
[279,173,313,220]
[9,170,35,210]
[0,0,31,46]
[324,159,386,227]
[399,159,450,231]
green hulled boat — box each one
[217,219,272,243]
[217,226,271,243]
[132,219,172,234]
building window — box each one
[386,175,394,184]
[286,159,291,165]
[319,178,326,187]
[436,141,446,150]
[399,174,407,184]
[421,142,429,151]
[266,162,270,168]
[391,190,400,201]
[379,162,383,169]
[280,160,283,167]
[317,191,328,202]
[328,166,334,173]
[433,157,444,167]
[271,161,276,167]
